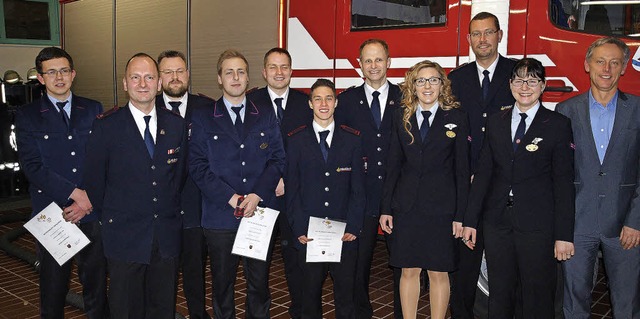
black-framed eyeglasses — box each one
[415,77,442,87]
[511,79,542,87]
[41,68,72,77]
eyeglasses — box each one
[511,79,542,87]
[470,29,498,39]
[415,77,442,87]
[160,69,187,76]
[41,68,72,77]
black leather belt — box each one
[507,195,514,208]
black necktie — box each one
[371,91,381,129]
[143,115,154,158]
[482,70,490,101]
[274,97,284,124]
[513,113,528,151]
[231,105,244,137]
[56,101,70,128]
[319,130,330,162]
[420,110,431,142]
[168,101,181,115]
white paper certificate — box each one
[306,216,347,263]
[23,202,90,266]
[232,207,280,261]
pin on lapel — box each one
[526,137,543,152]
[445,123,457,138]
[260,143,268,149]
[160,129,166,135]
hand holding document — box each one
[232,207,280,261]
[23,202,90,266]
[306,216,347,263]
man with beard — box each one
[247,47,312,319]
[448,12,517,319]
[156,50,214,319]
[189,49,285,319]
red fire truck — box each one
[283,0,640,316]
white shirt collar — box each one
[476,55,500,85]
[162,92,188,118]
[129,103,157,142]
[267,86,290,110]
[312,120,335,147]
[416,101,439,128]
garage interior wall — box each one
[62,0,278,109]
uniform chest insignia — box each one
[336,167,352,172]
[160,129,166,135]
[389,100,395,105]
[260,143,268,149]
[445,123,457,138]
[446,131,456,138]
[167,158,178,164]
[526,137,543,152]
[500,105,513,111]
[167,147,180,155]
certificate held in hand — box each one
[232,207,280,261]
[306,216,347,263]
[23,202,90,266]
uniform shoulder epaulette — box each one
[340,85,358,94]
[450,62,470,72]
[96,106,119,119]
[340,125,360,136]
[287,125,307,137]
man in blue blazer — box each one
[557,37,640,319]
[189,49,285,319]
[286,78,365,319]
[84,53,186,319]
[247,47,312,319]
[156,50,214,319]
[448,12,517,318]
[335,38,403,319]
[15,47,107,319]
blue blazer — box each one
[84,105,186,264]
[16,95,103,221]
[285,124,365,250]
[189,98,285,230]
[156,94,215,229]
[557,92,640,237]
[449,55,517,172]
[247,87,313,144]
[335,82,402,217]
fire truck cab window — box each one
[550,0,640,37]
[351,0,445,30]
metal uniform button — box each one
[377,147,382,152]
[324,202,329,207]
[213,135,218,140]
[260,132,265,136]
[72,168,77,173]
[243,178,247,183]
[325,187,329,192]
[180,211,185,215]
[377,133,381,137]
[37,189,42,193]
[241,161,246,166]
[240,144,245,149]
[483,113,487,117]
[151,165,156,170]
[68,135,72,140]
[482,127,486,132]
[154,214,158,218]
[152,181,157,186]
[71,151,76,156]
[325,172,330,177]
[377,161,382,166]
[108,219,113,223]
[153,197,157,202]
[378,176,383,180]
[44,135,49,139]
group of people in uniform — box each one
[14,10,640,319]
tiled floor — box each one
[0,202,613,318]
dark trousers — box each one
[107,239,179,319]
[38,221,108,319]
[299,248,357,319]
[354,214,402,319]
[276,209,304,319]
[181,227,211,319]
[450,222,485,319]
[484,219,556,319]
[204,229,271,319]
